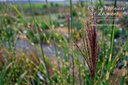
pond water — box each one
[15,39,65,58]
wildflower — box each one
[76,33,80,41]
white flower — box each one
[114,39,117,42]
[23,30,27,34]
[119,28,122,31]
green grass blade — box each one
[16,71,27,84]
[120,60,127,85]
[105,0,117,85]
[0,62,13,84]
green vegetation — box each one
[0,0,128,85]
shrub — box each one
[114,28,120,38]
[58,15,65,19]
[52,21,60,27]
[55,3,59,7]
[41,21,49,29]
[72,10,77,17]
[42,4,47,8]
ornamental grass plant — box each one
[0,0,128,85]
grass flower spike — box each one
[74,11,100,85]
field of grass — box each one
[0,0,128,85]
